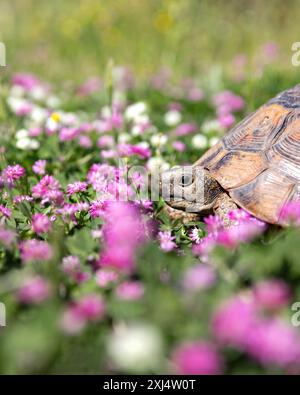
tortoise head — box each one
[160,166,223,214]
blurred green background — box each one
[1,0,300,81]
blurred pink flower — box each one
[17,276,51,305]
[28,127,42,137]
[32,160,47,175]
[14,102,33,116]
[253,279,291,311]
[158,230,176,252]
[232,54,247,82]
[246,319,300,368]
[76,77,103,97]
[87,163,116,192]
[233,53,247,68]
[62,255,90,284]
[59,127,79,142]
[2,164,26,186]
[204,215,223,234]
[262,41,279,60]
[279,200,300,225]
[113,66,135,91]
[31,213,52,235]
[116,281,145,300]
[101,149,117,159]
[13,195,33,204]
[213,293,300,369]
[0,226,16,248]
[118,143,151,159]
[12,73,40,90]
[60,306,87,335]
[172,341,223,375]
[57,202,89,223]
[150,67,171,90]
[216,220,265,248]
[66,181,88,196]
[218,113,235,128]
[212,296,258,347]
[75,294,105,320]
[168,102,182,112]
[99,202,147,272]
[213,90,245,113]
[187,87,204,102]
[61,294,105,335]
[0,205,11,219]
[192,234,216,256]
[89,200,107,219]
[227,208,251,223]
[32,175,64,206]
[182,264,216,291]
[174,123,197,136]
[20,239,53,263]
[96,268,119,287]
[136,199,153,211]
[172,141,186,152]
[180,78,204,102]
[32,175,61,198]
[78,135,92,148]
[97,135,115,148]
[62,255,80,273]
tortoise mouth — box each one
[165,193,198,204]
[165,199,186,209]
[164,196,201,212]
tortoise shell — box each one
[196,84,300,224]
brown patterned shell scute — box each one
[197,84,300,224]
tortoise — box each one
[160,84,300,226]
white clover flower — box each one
[16,137,39,150]
[47,95,61,108]
[164,110,182,126]
[61,112,78,126]
[125,102,147,122]
[45,118,59,132]
[134,114,150,125]
[107,323,163,373]
[9,85,25,98]
[150,134,168,147]
[118,133,131,143]
[16,138,32,150]
[209,136,219,147]
[201,119,221,134]
[7,97,29,113]
[192,134,208,149]
[30,106,47,124]
[30,86,46,101]
[131,124,142,136]
[147,157,170,172]
[137,141,149,149]
[101,106,112,119]
[29,139,40,150]
[15,129,29,140]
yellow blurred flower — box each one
[154,11,172,33]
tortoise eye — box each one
[180,174,193,186]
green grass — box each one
[1,0,300,81]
